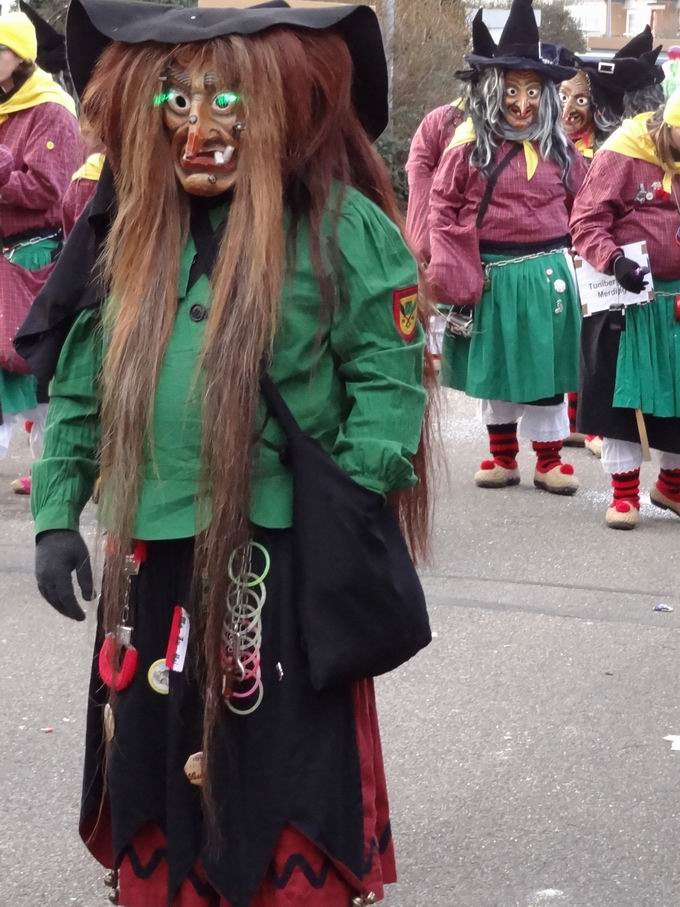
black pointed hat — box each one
[464,0,575,82]
[65,0,389,139]
[559,26,664,113]
[19,1,67,73]
[618,24,652,58]
[455,9,499,80]
[472,9,496,58]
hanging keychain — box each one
[98,541,147,691]
[221,541,270,716]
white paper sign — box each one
[574,241,655,316]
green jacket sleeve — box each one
[31,308,101,533]
[330,189,426,495]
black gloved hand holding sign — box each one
[613,256,650,295]
[35,529,95,621]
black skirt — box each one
[80,530,391,907]
[578,310,680,453]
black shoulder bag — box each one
[259,374,431,691]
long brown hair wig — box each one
[82,27,432,802]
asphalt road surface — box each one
[1,389,678,907]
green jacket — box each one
[32,186,426,539]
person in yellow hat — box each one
[0,11,81,488]
[571,87,680,529]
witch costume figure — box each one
[404,11,496,362]
[0,10,79,459]
[558,27,664,162]
[405,14,496,267]
[22,1,432,905]
[428,0,587,496]
[570,88,680,530]
[557,27,665,457]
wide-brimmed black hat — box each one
[463,0,575,83]
[65,0,388,139]
[20,0,67,73]
[559,26,664,110]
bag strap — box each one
[259,373,304,443]
[475,143,523,229]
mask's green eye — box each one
[214,91,240,110]
[153,88,190,112]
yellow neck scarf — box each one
[601,112,680,192]
[72,152,105,182]
[446,117,539,179]
[0,68,76,126]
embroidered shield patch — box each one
[393,286,418,342]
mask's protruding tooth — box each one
[214,150,225,165]
[223,146,235,164]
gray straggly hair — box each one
[623,82,665,118]
[592,105,621,142]
[584,75,621,147]
[467,67,573,190]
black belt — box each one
[480,235,571,255]
[3,226,62,249]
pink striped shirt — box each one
[61,177,98,239]
[0,102,82,239]
[570,149,680,281]
[405,104,465,263]
[427,140,587,306]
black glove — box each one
[35,529,95,621]
[613,256,649,294]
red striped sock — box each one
[485,423,518,470]
[657,467,680,502]
[611,469,640,511]
[567,393,578,433]
[533,440,573,475]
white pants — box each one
[479,399,569,442]
[0,402,48,460]
[601,438,680,474]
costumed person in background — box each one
[11,116,103,495]
[428,0,587,496]
[405,10,494,364]
[0,11,79,482]
[23,1,432,905]
[622,37,665,117]
[558,26,664,457]
[570,88,680,530]
[61,116,104,237]
[663,45,680,98]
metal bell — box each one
[104,870,118,889]
[351,894,377,906]
[108,890,119,905]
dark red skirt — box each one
[115,683,395,907]
[81,533,396,907]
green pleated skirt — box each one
[613,279,680,418]
[440,248,581,403]
[0,235,59,416]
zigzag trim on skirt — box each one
[120,821,393,895]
